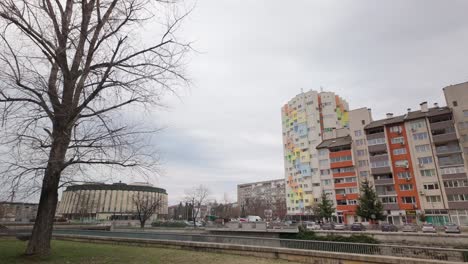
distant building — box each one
[57,182,168,221]
[237,179,286,219]
[0,202,38,222]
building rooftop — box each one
[316,135,352,149]
[64,182,167,194]
[365,106,452,130]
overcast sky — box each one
[135,0,468,205]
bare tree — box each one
[132,192,163,228]
[0,0,190,256]
[244,197,268,218]
[184,185,209,228]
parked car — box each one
[421,223,437,233]
[444,223,461,234]
[350,222,366,231]
[402,223,419,232]
[321,222,335,230]
[246,215,262,222]
[306,222,321,230]
[334,223,346,230]
[381,223,398,232]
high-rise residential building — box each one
[281,90,349,217]
[237,179,286,219]
[363,102,468,225]
[315,108,373,224]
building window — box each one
[440,166,465,175]
[447,194,468,202]
[397,171,411,179]
[362,120,365,125]
[393,148,407,155]
[321,179,331,186]
[391,137,404,144]
[423,183,439,190]
[420,169,436,177]
[395,160,409,167]
[453,101,458,107]
[415,144,431,153]
[330,156,352,163]
[444,179,468,188]
[399,184,413,191]
[390,126,402,133]
[401,196,416,204]
[320,169,330,176]
[359,171,369,177]
[381,196,397,204]
[354,130,362,137]
[368,138,386,146]
[319,159,328,166]
[426,196,442,203]
[463,110,468,117]
[418,156,433,165]
[357,149,367,156]
[355,139,366,146]
[371,160,388,168]
[413,132,428,141]
[410,120,425,130]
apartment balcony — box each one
[366,132,385,140]
[374,178,394,185]
[376,188,396,196]
[371,166,392,175]
[442,173,468,180]
[436,145,462,156]
[448,202,468,210]
[444,187,468,195]
[438,154,464,167]
[369,154,389,163]
[432,132,458,144]
[429,120,454,131]
[383,204,399,211]
[368,144,387,154]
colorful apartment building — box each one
[281,90,349,217]
[282,83,468,225]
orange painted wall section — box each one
[385,124,421,210]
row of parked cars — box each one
[305,222,462,233]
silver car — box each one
[402,224,419,232]
[421,223,437,233]
[444,223,461,234]
[334,223,346,230]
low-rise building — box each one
[0,202,38,222]
[237,179,286,219]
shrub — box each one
[151,221,187,228]
[280,230,379,244]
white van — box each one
[247,215,262,222]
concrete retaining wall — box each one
[315,231,468,248]
[52,234,462,264]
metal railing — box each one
[52,229,468,262]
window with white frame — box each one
[420,169,436,177]
[444,179,468,188]
[371,160,389,168]
[391,137,404,144]
[413,132,428,141]
[399,184,413,191]
[447,194,468,201]
[415,144,431,153]
[410,120,425,130]
[393,148,407,155]
[440,166,465,175]
[426,196,441,203]
[357,149,367,156]
[418,156,433,165]
[397,171,411,179]
[423,183,439,190]
[395,160,409,167]
[390,126,402,133]
[368,138,386,146]
[354,130,362,137]
[401,196,416,204]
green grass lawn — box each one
[0,238,299,264]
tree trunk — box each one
[140,220,145,228]
[25,127,71,256]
